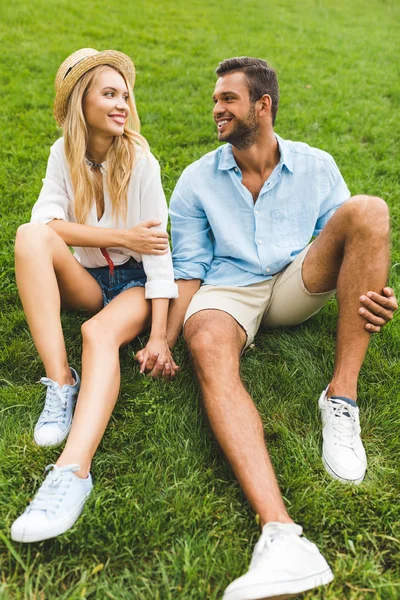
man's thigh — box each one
[262,245,335,329]
[184,281,275,349]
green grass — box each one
[1,0,400,598]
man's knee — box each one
[344,195,390,238]
[185,313,221,353]
[184,311,243,361]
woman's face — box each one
[83,67,130,139]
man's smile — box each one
[215,116,233,130]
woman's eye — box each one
[104,92,114,97]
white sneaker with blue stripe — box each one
[319,388,367,484]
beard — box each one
[219,105,258,150]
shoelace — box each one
[328,402,360,449]
[29,464,80,514]
[38,378,70,425]
[250,526,287,569]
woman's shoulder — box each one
[134,145,160,173]
[48,136,66,160]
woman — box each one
[11,48,178,543]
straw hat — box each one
[53,48,136,126]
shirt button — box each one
[254,210,259,215]
[266,267,271,273]
[258,240,263,245]
[234,167,239,172]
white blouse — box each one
[31,138,178,299]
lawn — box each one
[0,0,400,598]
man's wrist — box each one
[166,327,181,350]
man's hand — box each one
[359,287,398,333]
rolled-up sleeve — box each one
[139,155,178,299]
[313,157,351,236]
[31,142,71,224]
[170,172,213,281]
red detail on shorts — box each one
[100,248,115,277]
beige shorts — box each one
[184,245,335,348]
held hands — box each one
[135,336,180,381]
[124,220,169,255]
[359,287,398,333]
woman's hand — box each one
[123,220,169,255]
[135,336,180,381]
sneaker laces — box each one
[250,524,300,569]
[38,378,70,426]
[328,401,360,449]
[29,464,80,514]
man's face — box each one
[212,72,258,150]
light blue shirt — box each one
[170,134,351,286]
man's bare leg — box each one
[302,195,389,484]
[303,195,390,400]
[186,309,334,600]
[185,309,292,527]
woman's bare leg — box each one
[56,286,151,477]
[15,223,103,385]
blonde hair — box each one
[63,64,148,224]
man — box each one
[138,57,397,599]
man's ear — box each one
[258,94,272,117]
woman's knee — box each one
[81,318,117,348]
[15,223,57,257]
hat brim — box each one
[54,50,135,126]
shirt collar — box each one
[217,144,237,170]
[274,134,293,173]
[217,134,294,173]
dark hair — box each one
[215,57,279,125]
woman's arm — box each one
[137,279,201,380]
[33,141,169,255]
[138,155,179,299]
[48,219,169,255]
[135,298,178,380]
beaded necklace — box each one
[85,157,103,168]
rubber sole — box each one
[322,454,365,485]
[11,490,91,543]
[34,421,73,447]
[223,567,334,600]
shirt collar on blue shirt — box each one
[217,133,294,173]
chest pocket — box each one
[271,206,308,250]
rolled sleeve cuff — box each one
[31,204,67,225]
[173,263,206,281]
[145,280,179,299]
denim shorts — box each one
[86,257,147,306]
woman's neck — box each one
[86,134,113,164]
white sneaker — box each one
[223,522,333,600]
[319,388,367,484]
[34,368,80,446]
[11,464,92,543]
